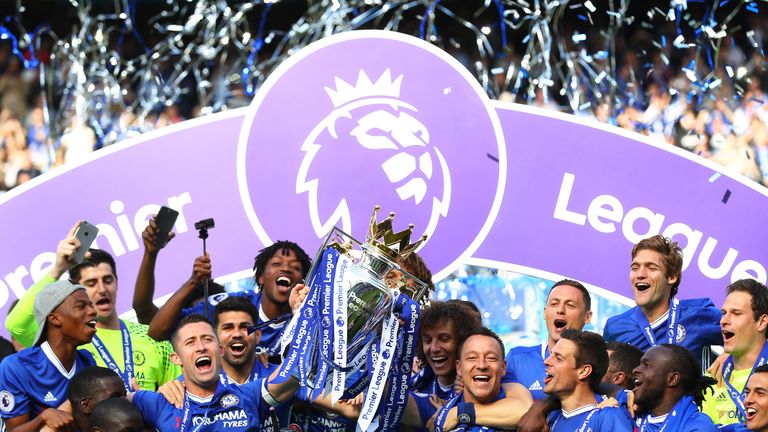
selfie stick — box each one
[194,218,215,322]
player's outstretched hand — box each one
[142,216,176,254]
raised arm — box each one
[147,255,211,341]
[5,221,82,347]
[133,217,175,324]
[309,389,364,420]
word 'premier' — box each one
[0,192,193,307]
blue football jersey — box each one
[503,343,547,400]
[633,394,718,432]
[635,411,717,432]
[410,376,456,429]
[219,359,277,386]
[432,389,508,431]
[181,291,287,352]
[0,343,95,420]
[411,371,456,400]
[132,379,273,431]
[548,404,634,432]
[603,298,722,364]
[174,362,293,431]
[410,390,440,430]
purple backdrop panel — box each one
[237,31,506,280]
[0,30,766,337]
[0,112,266,322]
[475,104,768,307]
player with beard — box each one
[148,241,311,355]
[157,296,294,430]
[703,279,768,426]
[631,344,717,431]
[215,295,293,430]
[604,235,722,366]
[411,302,481,400]
[430,328,532,431]
[129,314,300,431]
[0,280,98,431]
[505,279,593,400]
[214,296,275,385]
[465,280,594,430]
[5,222,180,392]
[327,326,532,431]
[543,329,634,432]
[399,301,484,431]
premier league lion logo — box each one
[239,31,505,279]
[0,390,14,412]
[297,69,451,241]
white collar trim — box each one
[646,413,668,424]
[258,303,286,330]
[187,392,214,404]
[41,341,78,379]
[650,308,670,329]
[561,404,598,418]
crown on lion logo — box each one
[324,69,403,108]
[366,205,427,262]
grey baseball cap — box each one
[33,279,87,346]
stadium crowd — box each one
[1,5,768,432]
[0,15,767,194]
[0,217,767,431]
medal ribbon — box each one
[379,294,420,431]
[90,320,134,392]
[433,393,462,432]
[722,341,768,421]
[636,297,681,347]
[271,249,327,385]
[639,395,698,432]
[331,254,351,404]
[309,248,341,402]
[356,312,399,432]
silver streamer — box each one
[1,0,764,167]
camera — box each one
[194,218,215,231]
[193,217,216,321]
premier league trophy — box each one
[274,206,432,431]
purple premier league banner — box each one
[1,30,767,331]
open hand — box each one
[158,380,186,409]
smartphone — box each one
[74,221,99,264]
[154,206,179,247]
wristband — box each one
[456,402,475,426]
[261,381,281,407]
